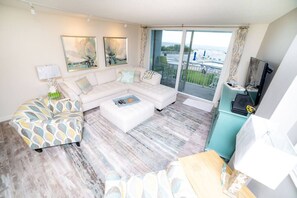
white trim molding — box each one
[290,144,297,189]
[0,115,12,123]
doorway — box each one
[150,29,232,101]
[178,31,232,101]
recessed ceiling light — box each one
[87,15,91,22]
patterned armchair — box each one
[10,98,84,152]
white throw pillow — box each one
[95,69,117,85]
[63,72,97,95]
[142,71,162,85]
[142,70,155,80]
[75,77,93,94]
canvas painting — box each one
[104,37,128,66]
[61,36,98,72]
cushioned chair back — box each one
[12,99,53,122]
[42,97,81,114]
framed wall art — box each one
[61,36,98,72]
[103,37,128,66]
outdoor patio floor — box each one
[161,78,215,101]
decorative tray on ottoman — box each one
[113,95,140,107]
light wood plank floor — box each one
[0,94,213,197]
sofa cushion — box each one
[129,82,177,102]
[116,67,147,80]
[134,67,147,79]
[80,81,127,104]
[95,69,117,85]
[63,80,82,95]
[76,77,93,94]
[134,71,141,82]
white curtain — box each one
[228,27,249,83]
[138,26,148,68]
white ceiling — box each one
[1,0,297,25]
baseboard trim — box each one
[0,115,12,123]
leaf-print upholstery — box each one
[10,98,84,150]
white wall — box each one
[257,8,297,68]
[0,5,140,121]
[256,8,297,101]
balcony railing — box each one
[156,61,222,89]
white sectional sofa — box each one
[58,67,177,111]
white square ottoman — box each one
[100,95,154,132]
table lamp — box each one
[36,64,61,93]
[223,115,297,197]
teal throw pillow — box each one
[120,70,135,83]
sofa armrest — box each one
[59,82,80,101]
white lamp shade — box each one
[234,115,297,190]
[36,65,61,80]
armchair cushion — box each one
[13,99,53,122]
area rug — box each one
[1,95,212,197]
[73,95,212,190]
[183,98,213,112]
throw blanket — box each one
[104,161,197,198]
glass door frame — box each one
[146,27,237,105]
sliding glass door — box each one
[179,31,232,101]
[150,29,232,101]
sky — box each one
[162,30,232,49]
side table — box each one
[179,150,255,198]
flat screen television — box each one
[245,57,273,106]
